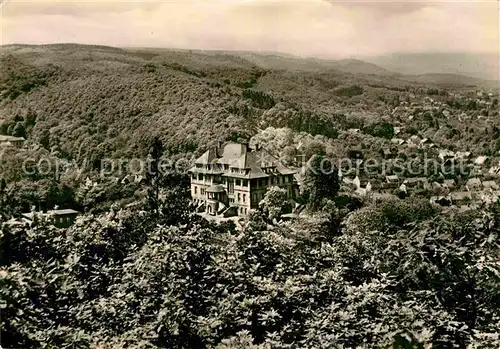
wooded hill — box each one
[0,43,497,164]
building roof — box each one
[474,156,489,166]
[192,143,295,179]
[22,209,79,220]
[403,177,428,184]
[391,138,405,145]
[386,175,399,182]
[482,181,499,190]
[455,151,472,159]
[0,135,25,142]
[466,178,482,186]
[195,148,219,165]
[450,192,473,201]
[439,150,455,159]
[443,179,456,186]
[51,209,79,216]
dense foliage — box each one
[1,191,499,348]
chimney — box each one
[216,140,223,156]
[241,142,250,153]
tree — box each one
[0,177,7,218]
[302,154,340,211]
[364,121,394,139]
[259,186,290,222]
[145,137,164,214]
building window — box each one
[236,179,241,186]
[243,194,246,203]
[238,193,241,202]
[194,186,197,195]
[243,179,248,187]
[201,188,205,196]
[198,174,204,180]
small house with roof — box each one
[21,209,79,228]
[450,192,474,206]
[403,177,430,190]
[474,156,489,167]
[466,178,482,191]
[0,135,25,148]
[482,180,499,191]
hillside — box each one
[365,52,499,81]
[0,43,497,166]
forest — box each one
[0,44,499,348]
[1,151,499,348]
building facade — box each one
[189,143,296,217]
[0,135,25,148]
[21,209,79,228]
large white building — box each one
[189,143,296,217]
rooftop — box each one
[191,142,295,179]
[0,135,25,142]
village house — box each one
[465,178,483,191]
[438,150,455,161]
[474,156,489,167]
[403,177,430,191]
[482,180,499,191]
[450,192,473,206]
[391,138,406,146]
[455,151,472,160]
[488,165,500,176]
[380,175,400,192]
[466,178,482,191]
[430,195,452,207]
[21,209,80,228]
[0,135,25,148]
[380,147,396,160]
[189,143,296,217]
[442,179,457,190]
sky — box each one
[0,0,498,58]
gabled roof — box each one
[386,175,399,182]
[474,156,489,165]
[192,143,295,179]
[450,192,473,201]
[22,209,79,219]
[218,143,247,165]
[51,209,79,216]
[482,181,499,190]
[195,148,218,165]
[466,178,482,185]
[443,179,456,186]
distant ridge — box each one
[364,52,499,81]
[0,43,496,88]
